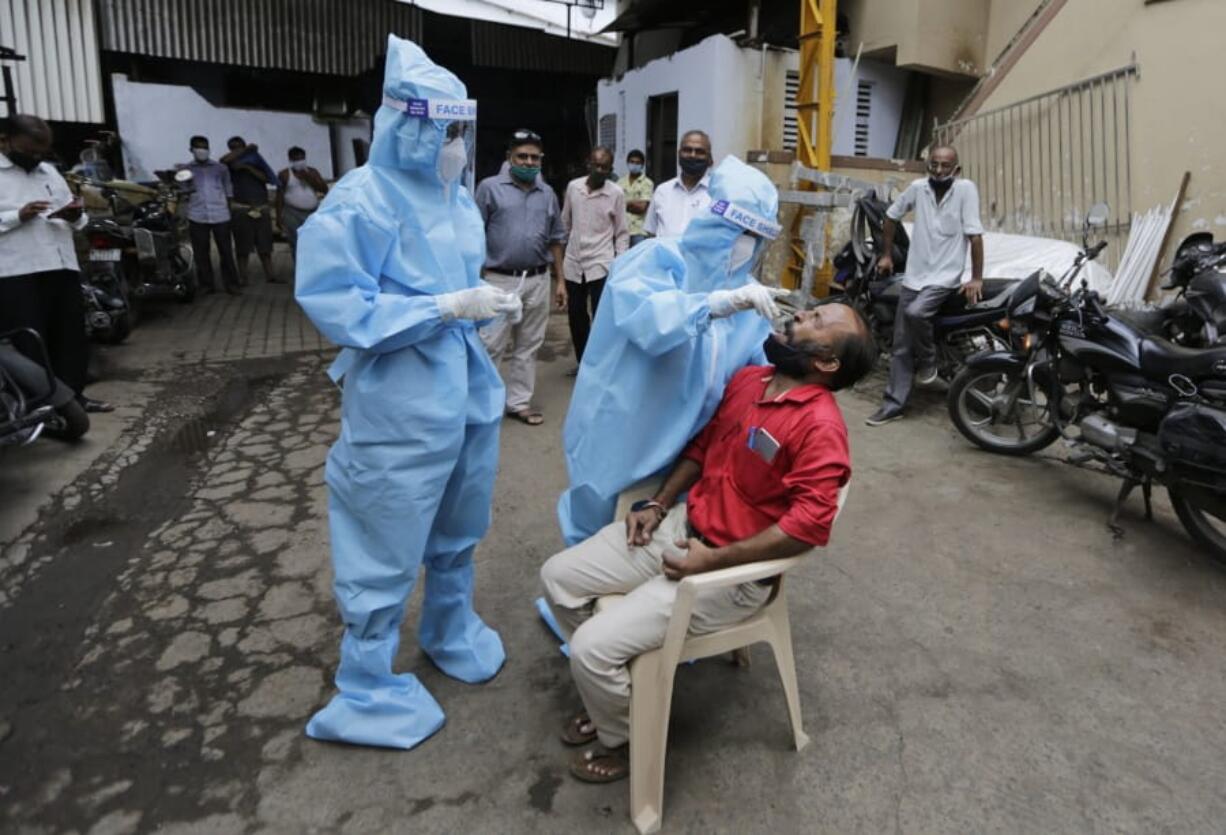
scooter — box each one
[0,329,89,447]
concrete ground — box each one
[3,265,1226,834]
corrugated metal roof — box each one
[97,0,423,76]
[0,0,106,123]
[470,19,613,75]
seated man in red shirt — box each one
[541,301,877,783]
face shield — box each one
[381,94,477,190]
[709,198,783,276]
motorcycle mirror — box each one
[1086,202,1109,227]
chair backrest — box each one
[833,482,850,526]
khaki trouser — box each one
[478,270,550,412]
[540,505,770,748]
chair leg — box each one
[629,651,674,835]
[765,602,810,752]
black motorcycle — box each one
[75,169,197,306]
[80,215,135,343]
[1158,232,1226,345]
[0,329,89,447]
[946,204,1226,564]
[837,195,1022,379]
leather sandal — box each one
[560,711,598,746]
[569,744,629,784]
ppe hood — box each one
[369,35,474,174]
[679,155,781,290]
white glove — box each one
[437,284,522,322]
[708,284,790,320]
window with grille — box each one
[598,114,617,154]
[853,79,874,157]
[782,70,799,152]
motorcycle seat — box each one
[1110,306,1171,335]
[871,276,1017,315]
[1140,337,1226,380]
[939,278,1019,316]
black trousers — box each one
[231,207,274,258]
[189,220,241,290]
[0,270,89,395]
[566,276,606,363]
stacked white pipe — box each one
[1105,188,1181,306]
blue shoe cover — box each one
[534,596,570,658]
[306,672,445,750]
[419,564,506,683]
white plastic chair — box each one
[606,478,849,834]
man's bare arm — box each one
[625,457,701,546]
[662,524,811,580]
[878,218,897,275]
[653,458,701,509]
[969,234,984,281]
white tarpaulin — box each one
[901,224,1114,292]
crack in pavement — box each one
[0,355,341,833]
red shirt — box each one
[683,365,851,547]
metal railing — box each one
[933,62,1138,271]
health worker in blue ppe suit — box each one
[295,36,517,750]
[557,155,789,546]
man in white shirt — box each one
[866,145,984,426]
[0,115,111,412]
[643,130,713,239]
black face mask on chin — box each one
[763,333,818,379]
[7,150,42,172]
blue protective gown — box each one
[557,156,781,545]
[295,36,505,750]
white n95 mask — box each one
[729,234,757,273]
[438,137,468,183]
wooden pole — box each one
[1144,170,1190,302]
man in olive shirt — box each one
[617,149,653,247]
[475,129,567,426]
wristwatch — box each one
[630,499,667,517]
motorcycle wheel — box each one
[44,399,90,442]
[102,312,132,345]
[948,366,1059,456]
[173,247,196,304]
[1168,483,1226,568]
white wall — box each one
[598,36,909,178]
[111,74,345,181]
[597,35,766,177]
[831,58,908,158]
[331,120,374,174]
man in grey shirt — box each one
[867,145,984,426]
[182,135,241,296]
[475,129,567,426]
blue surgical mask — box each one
[627,162,643,175]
